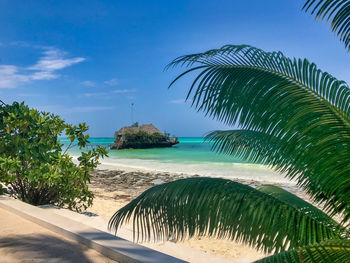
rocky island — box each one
[110,123,179,149]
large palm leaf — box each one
[256,239,350,263]
[108,3,350,261]
[109,178,346,255]
[206,129,349,221]
[303,0,350,50]
[166,44,350,223]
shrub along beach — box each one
[1,0,350,262]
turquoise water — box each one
[61,137,247,164]
[61,137,292,184]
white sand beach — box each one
[80,159,306,262]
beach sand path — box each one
[0,207,118,263]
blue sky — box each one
[1,0,349,137]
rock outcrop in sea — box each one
[111,123,179,149]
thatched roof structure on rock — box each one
[112,123,178,150]
[115,124,164,137]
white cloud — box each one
[81,80,96,87]
[0,47,85,88]
[83,89,135,98]
[169,99,188,104]
[104,78,119,86]
[28,49,85,79]
[0,65,30,88]
[112,89,135,94]
[30,70,57,80]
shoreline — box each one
[82,159,306,262]
[71,154,297,186]
[87,160,305,216]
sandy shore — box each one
[83,162,306,262]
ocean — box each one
[61,137,292,184]
[62,137,246,163]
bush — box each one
[0,102,108,211]
[124,131,165,144]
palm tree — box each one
[109,1,350,262]
[303,0,350,51]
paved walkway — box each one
[0,207,118,263]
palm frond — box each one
[303,0,350,51]
[206,129,350,222]
[255,239,350,263]
[258,185,340,227]
[168,45,350,222]
[206,130,276,164]
[109,178,344,254]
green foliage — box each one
[256,239,350,263]
[109,2,350,262]
[167,44,350,224]
[164,43,350,261]
[303,0,350,51]
[109,178,347,254]
[206,129,350,222]
[0,184,5,195]
[257,185,339,226]
[0,102,108,211]
[124,131,165,145]
[108,44,350,262]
